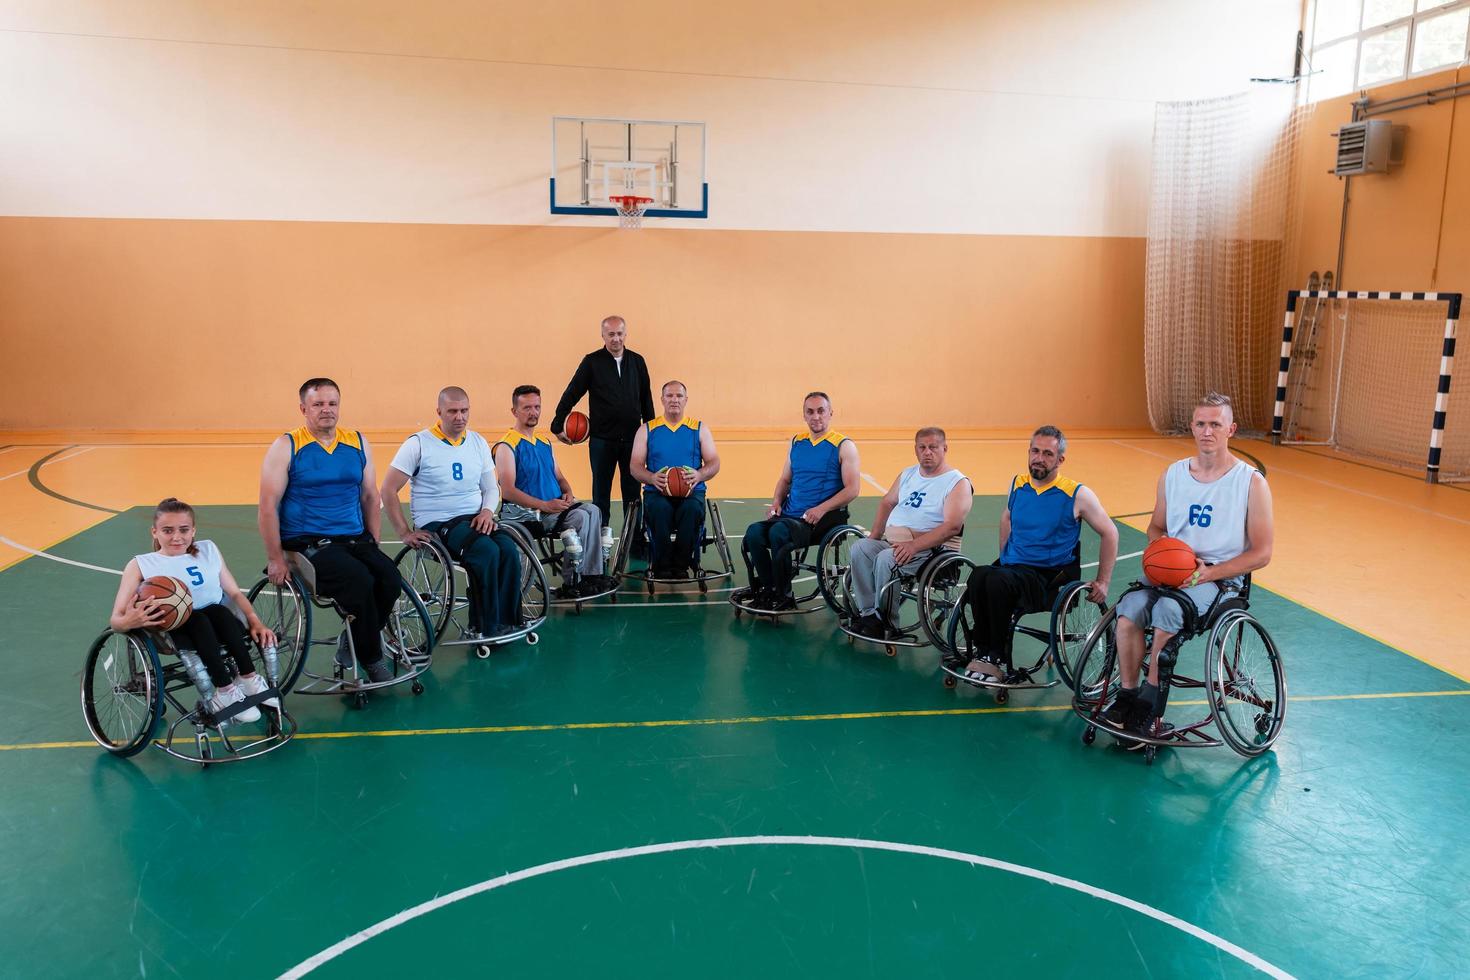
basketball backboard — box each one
[550,116,708,219]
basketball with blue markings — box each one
[135,575,193,630]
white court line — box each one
[0,447,93,483]
[860,471,887,493]
[1083,548,1143,570]
[278,835,1294,980]
[0,536,123,575]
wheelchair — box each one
[616,495,734,595]
[393,524,549,659]
[1070,575,1286,765]
[81,606,296,767]
[500,505,622,614]
[830,535,978,658]
[246,551,435,708]
[728,517,861,622]
[937,553,1103,704]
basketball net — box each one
[610,195,652,230]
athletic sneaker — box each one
[851,614,884,638]
[1102,688,1137,728]
[363,658,394,684]
[769,594,798,613]
[335,632,354,669]
[208,684,261,724]
[236,673,280,711]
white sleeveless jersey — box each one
[1165,458,1256,564]
[390,429,499,526]
[888,466,969,534]
[135,539,224,609]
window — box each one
[1307,0,1470,102]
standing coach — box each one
[551,315,655,545]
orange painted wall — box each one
[0,217,1147,431]
[1291,66,1469,292]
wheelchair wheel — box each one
[707,500,735,577]
[817,525,865,615]
[82,630,162,757]
[945,589,976,660]
[612,502,641,578]
[1207,611,1287,757]
[917,552,978,653]
[393,539,455,641]
[246,575,311,693]
[387,576,437,665]
[1049,582,1101,692]
[1071,607,1120,707]
[502,524,551,628]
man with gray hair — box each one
[951,424,1118,681]
[848,427,973,638]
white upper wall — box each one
[0,0,1302,235]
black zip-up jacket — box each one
[550,347,655,441]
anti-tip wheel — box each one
[995,689,1009,705]
[526,632,539,646]
[353,691,369,709]
[884,645,897,658]
[646,581,655,596]
[1082,726,1097,746]
[475,645,493,660]
[698,581,708,595]
[943,675,957,689]
[733,608,743,620]
[1144,745,1157,766]
[412,680,425,695]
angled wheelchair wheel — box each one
[707,499,735,577]
[613,501,642,578]
[393,538,455,641]
[917,552,978,653]
[817,525,865,615]
[387,576,437,666]
[1049,582,1102,692]
[502,523,551,629]
[1208,611,1287,757]
[945,588,977,663]
[82,630,163,757]
[246,575,311,693]
[1071,606,1120,707]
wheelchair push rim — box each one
[82,630,162,757]
[246,575,312,694]
[1207,611,1287,757]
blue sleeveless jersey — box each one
[279,427,366,538]
[784,430,847,515]
[497,430,561,502]
[645,417,706,494]
[1001,474,1082,567]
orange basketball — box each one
[565,411,590,444]
[136,575,193,630]
[1142,537,1198,588]
[666,466,695,498]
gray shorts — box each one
[1115,575,1243,635]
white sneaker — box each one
[237,673,280,711]
[208,684,262,724]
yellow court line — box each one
[5,688,1469,753]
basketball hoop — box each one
[609,195,653,230]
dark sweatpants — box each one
[962,561,1077,666]
[643,490,705,575]
[286,538,400,665]
[589,434,640,529]
[742,509,848,597]
[173,603,256,687]
[428,519,524,630]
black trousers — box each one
[286,537,400,665]
[643,491,705,574]
[589,434,639,528]
[741,509,849,597]
[962,561,1077,666]
[174,604,255,687]
[426,518,524,630]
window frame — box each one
[1306,0,1470,102]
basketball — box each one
[1142,537,1198,588]
[666,466,695,498]
[136,575,193,630]
[565,411,590,444]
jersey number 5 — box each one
[186,566,204,586]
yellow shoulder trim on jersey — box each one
[823,429,847,447]
[1055,477,1079,497]
[532,431,553,446]
[289,427,359,454]
[430,422,464,447]
[288,427,313,454]
[499,430,524,448]
[1013,474,1028,491]
[682,416,701,430]
[648,418,670,433]
[337,429,363,451]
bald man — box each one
[550,315,655,541]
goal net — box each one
[1272,290,1465,482]
[1144,88,1313,435]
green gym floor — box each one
[2,491,1469,979]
